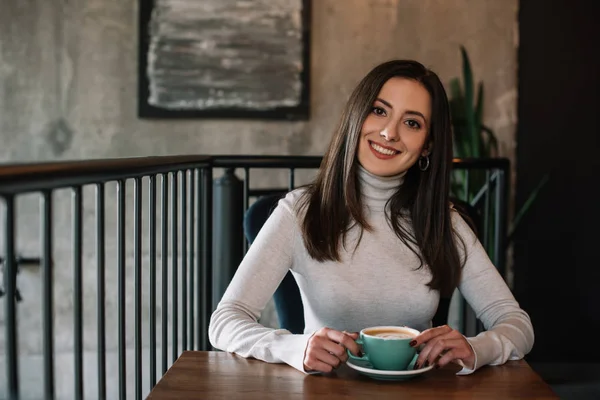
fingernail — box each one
[409,340,417,347]
[413,363,420,370]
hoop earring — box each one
[418,155,430,171]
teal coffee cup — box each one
[347,326,420,371]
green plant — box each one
[449,47,498,161]
[448,46,548,258]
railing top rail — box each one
[0,155,212,195]
[0,155,509,195]
[210,155,509,171]
[451,157,509,170]
[211,155,322,169]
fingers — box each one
[316,348,342,368]
[343,331,360,340]
[327,329,361,356]
[410,325,452,348]
[436,340,476,369]
[414,331,448,369]
[304,338,341,372]
[413,326,475,370]
[303,356,335,374]
[416,337,464,369]
[321,337,349,363]
[437,348,469,368]
[303,327,359,373]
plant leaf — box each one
[475,82,484,155]
[481,125,498,157]
[452,125,471,158]
[449,78,465,134]
[449,77,463,100]
[460,46,478,158]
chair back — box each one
[244,193,305,334]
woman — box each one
[209,60,534,374]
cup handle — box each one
[346,338,369,362]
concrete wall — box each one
[0,0,518,398]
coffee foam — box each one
[363,327,418,340]
[374,332,414,339]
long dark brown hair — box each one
[298,60,467,297]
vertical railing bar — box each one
[3,195,18,399]
[72,186,83,400]
[117,180,126,400]
[242,168,249,254]
[134,178,143,400]
[96,184,106,400]
[483,170,491,252]
[493,170,500,265]
[195,169,202,349]
[200,168,213,350]
[495,168,508,278]
[171,171,179,363]
[149,175,157,388]
[181,170,188,351]
[289,168,295,191]
[160,174,168,373]
[189,170,196,349]
[41,191,54,400]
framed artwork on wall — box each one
[138,0,311,120]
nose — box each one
[380,123,400,142]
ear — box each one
[421,142,432,157]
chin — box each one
[378,169,404,177]
[364,163,405,177]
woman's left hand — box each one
[410,325,475,370]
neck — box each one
[357,165,406,211]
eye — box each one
[405,120,422,130]
[372,106,386,117]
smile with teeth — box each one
[369,140,399,156]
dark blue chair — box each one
[243,193,481,334]
[244,193,305,334]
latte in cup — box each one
[363,327,417,340]
[347,326,420,370]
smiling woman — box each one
[209,60,533,377]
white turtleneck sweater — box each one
[208,167,534,374]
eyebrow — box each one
[376,98,393,109]
[375,98,428,122]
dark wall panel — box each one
[515,0,600,362]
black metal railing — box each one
[0,156,214,400]
[0,155,508,400]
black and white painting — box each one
[138,0,311,120]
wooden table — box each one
[147,351,558,399]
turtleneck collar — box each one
[358,165,406,211]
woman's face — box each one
[357,77,431,177]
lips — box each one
[368,140,400,159]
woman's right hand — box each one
[303,327,361,373]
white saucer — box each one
[346,354,434,381]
